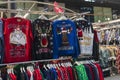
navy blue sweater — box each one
[52,19,80,58]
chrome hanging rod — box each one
[0,57,72,66]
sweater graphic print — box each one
[9,24,26,57]
[32,19,53,60]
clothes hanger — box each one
[55,63,59,69]
[27,65,34,72]
[64,62,68,67]
[38,8,49,20]
[43,64,48,70]
[64,61,71,67]
[47,63,52,69]
[50,64,55,68]
[86,57,95,64]
[63,62,67,67]
[57,13,67,20]
[61,62,65,67]
[38,14,48,20]
[22,67,26,72]
[58,63,61,67]
[54,64,58,68]
[74,61,80,65]
[15,9,23,18]
[20,67,23,73]
[49,62,54,68]
[74,15,87,22]
[75,15,87,21]
[75,16,89,30]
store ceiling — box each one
[49,0,120,4]
[106,0,120,2]
[48,0,120,9]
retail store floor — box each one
[105,74,120,80]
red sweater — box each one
[4,17,33,63]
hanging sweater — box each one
[52,19,80,58]
[3,17,33,63]
[0,19,4,63]
[32,19,53,60]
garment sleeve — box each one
[29,21,33,41]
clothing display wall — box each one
[0,1,116,80]
[95,22,120,77]
[0,16,103,80]
[0,17,100,63]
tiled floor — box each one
[105,75,120,80]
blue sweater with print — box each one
[52,19,80,58]
[0,19,4,63]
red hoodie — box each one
[4,17,33,63]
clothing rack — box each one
[0,0,90,19]
[0,1,76,13]
[74,55,94,61]
[99,26,119,31]
[98,24,120,31]
[93,19,120,31]
[0,57,72,67]
[100,45,117,46]
[0,1,111,17]
[0,8,89,16]
[0,1,94,67]
[93,19,120,26]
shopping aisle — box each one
[105,75,120,80]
